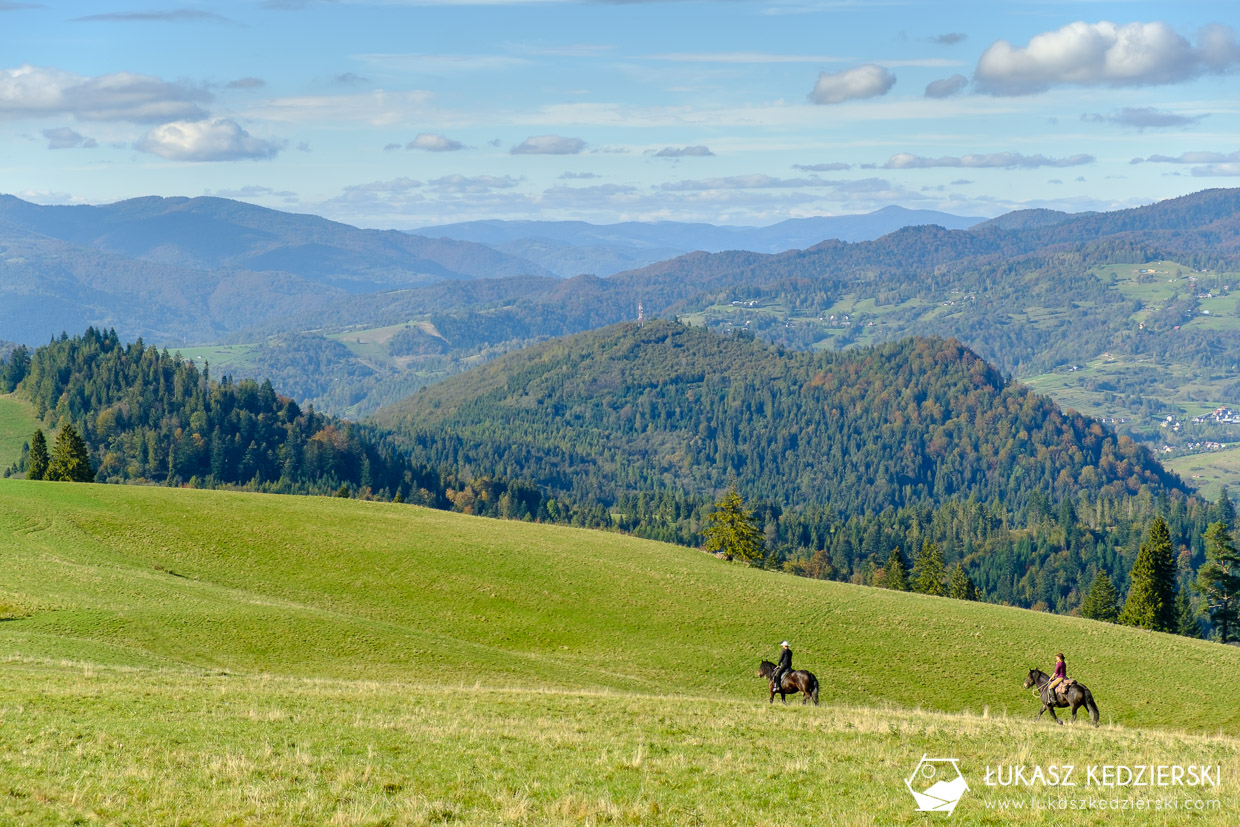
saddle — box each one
[1051,678,1075,701]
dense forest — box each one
[375,321,1185,514]
[1,326,1231,637]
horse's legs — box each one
[1046,705,1063,725]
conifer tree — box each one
[46,424,95,482]
[1119,517,1176,632]
[885,547,908,591]
[948,565,978,601]
[1176,586,1201,639]
[913,541,945,596]
[1080,571,1118,622]
[1198,522,1240,643]
[26,429,49,481]
[703,486,765,563]
[1211,487,1236,531]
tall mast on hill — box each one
[637,300,644,326]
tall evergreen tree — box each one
[1211,486,1236,531]
[703,486,765,563]
[885,547,908,591]
[1080,571,1118,622]
[914,541,945,596]
[1198,522,1240,643]
[948,565,978,601]
[1119,516,1177,632]
[1176,585,1201,639]
[26,429,49,481]
[46,424,95,483]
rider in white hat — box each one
[771,641,793,691]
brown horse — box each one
[1024,668,1100,726]
[757,660,819,705]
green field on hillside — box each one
[0,393,38,467]
[2,481,1240,822]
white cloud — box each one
[975,21,1240,96]
[1080,107,1205,129]
[511,134,585,154]
[1131,150,1240,164]
[1191,163,1240,176]
[793,162,851,172]
[42,126,96,149]
[209,185,297,199]
[808,64,896,105]
[649,145,714,158]
[427,174,521,193]
[883,152,1094,169]
[924,74,968,98]
[407,132,463,151]
[136,118,283,161]
[0,64,210,122]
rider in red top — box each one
[1047,653,1067,699]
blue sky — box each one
[2,0,1239,227]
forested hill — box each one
[372,320,1187,515]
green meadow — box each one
[0,393,38,468]
[1,480,1240,823]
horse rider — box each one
[1046,652,1068,701]
[771,641,793,691]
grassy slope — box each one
[3,481,1240,824]
[0,392,38,467]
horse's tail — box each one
[810,675,819,706]
[1084,689,1100,727]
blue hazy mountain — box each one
[411,206,986,276]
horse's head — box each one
[757,660,775,678]
[1023,669,1040,689]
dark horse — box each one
[1024,668,1100,726]
[757,660,819,705]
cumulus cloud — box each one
[0,64,211,122]
[1080,107,1205,129]
[649,145,714,158]
[42,126,96,149]
[883,152,1094,169]
[924,74,968,98]
[975,21,1240,96]
[1130,150,1240,176]
[428,174,521,194]
[792,162,851,172]
[808,64,896,104]
[407,132,463,152]
[511,134,586,155]
[136,118,283,161]
[1130,150,1240,164]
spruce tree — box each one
[1211,487,1236,531]
[1119,517,1176,632]
[46,424,95,483]
[26,429,49,481]
[703,486,765,563]
[1175,586,1201,639]
[914,541,945,596]
[1080,571,1118,622]
[885,547,908,591]
[1198,522,1240,643]
[948,565,978,601]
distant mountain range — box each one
[411,206,986,276]
[0,194,549,344]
